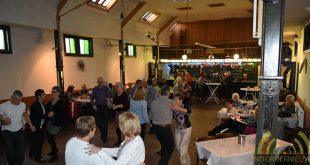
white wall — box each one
[124,46,154,83]
[296,28,310,107]
[0,0,166,99]
[0,26,56,99]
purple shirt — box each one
[90,85,111,105]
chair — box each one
[195,135,217,165]
[216,133,238,139]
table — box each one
[69,98,91,119]
[196,134,292,165]
[74,98,91,103]
[240,87,260,99]
[205,83,221,104]
[240,99,258,110]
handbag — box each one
[46,120,61,135]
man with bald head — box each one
[90,77,112,143]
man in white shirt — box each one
[65,116,102,165]
[0,90,35,165]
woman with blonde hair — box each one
[129,86,150,140]
[86,112,145,165]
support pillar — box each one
[154,40,159,79]
[54,15,64,90]
[255,0,285,164]
[119,37,125,84]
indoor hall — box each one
[0,0,310,165]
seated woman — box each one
[232,93,243,109]
[79,84,88,97]
[86,112,145,165]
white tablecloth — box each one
[195,134,291,165]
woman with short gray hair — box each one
[112,82,130,146]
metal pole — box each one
[154,38,159,79]
[54,15,64,90]
[255,0,285,164]
[119,31,125,84]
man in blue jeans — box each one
[0,90,35,165]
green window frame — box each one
[0,25,12,54]
[124,43,136,57]
[64,34,93,57]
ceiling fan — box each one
[194,42,216,49]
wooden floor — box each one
[23,100,224,165]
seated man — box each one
[65,116,102,165]
[225,99,238,116]
[217,99,238,119]
[210,107,258,136]
[278,95,296,117]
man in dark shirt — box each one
[90,77,112,143]
[224,71,233,99]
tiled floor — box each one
[21,101,223,165]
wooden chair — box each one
[216,133,238,139]
[195,135,217,165]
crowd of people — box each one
[0,72,195,165]
[0,71,297,165]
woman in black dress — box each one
[46,86,66,162]
[112,82,130,146]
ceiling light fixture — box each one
[233,53,239,60]
[208,54,215,59]
[233,49,239,60]
[145,32,158,43]
[182,54,188,60]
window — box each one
[140,10,160,24]
[64,35,93,57]
[88,0,118,12]
[0,25,12,54]
[124,43,136,57]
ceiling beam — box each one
[121,2,146,27]
[157,17,177,36]
[58,0,70,13]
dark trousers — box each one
[153,125,174,165]
[2,129,24,165]
[29,129,44,159]
[208,119,246,136]
[95,104,109,142]
[46,133,58,156]
[140,123,146,140]
[115,128,122,143]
